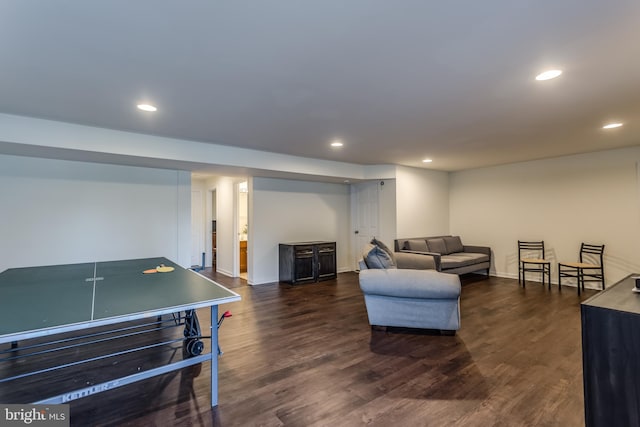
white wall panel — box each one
[251,177,351,285]
[395,166,450,238]
[450,146,640,285]
[0,155,191,272]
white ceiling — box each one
[1,1,639,172]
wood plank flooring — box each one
[0,271,595,426]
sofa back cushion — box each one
[443,236,464,254]
[426,238,448,254]
[371,237,395,263]
[362,243,397,269]
[403,239,429,252]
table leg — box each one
[211,305,218,407]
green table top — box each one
[0,257,240,343]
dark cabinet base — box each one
[279,242,336,284]
[582,274,640,427]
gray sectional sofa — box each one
[356,236,488,333]
[358,239,462,333]
[394,235,491,275]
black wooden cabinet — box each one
[581,274,640,427]
[279,241,336,284]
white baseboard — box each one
[215,268,233,277]
[491,271,602,290]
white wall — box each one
[0,154,191,272]
[395,166,450,238]
[251,177,351,285]
[450,146,640,286]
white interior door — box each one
[191,189,204,267]
[351,181,379,269]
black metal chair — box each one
[558,243,605,295]
[518,241,551,289]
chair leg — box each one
[518,263,522,285]
[546,264,551,290]
[558,268,561,292]
[577,268,582,296]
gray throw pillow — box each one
[362,243,397,269]
[405,239,429,252]
[443,236,464,254]
[371,237,395,263]
[427,238,448,255]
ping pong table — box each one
[0,257,240,406]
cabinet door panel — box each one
[294,254,315,282]
[317,243,337,280]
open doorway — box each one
[190,188,206,269]
[211,189,217,271]
[198,175,248,280]
[238,181,248,280]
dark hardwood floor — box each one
[0,271,595,426]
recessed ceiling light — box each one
[602,122,623,129]
[137,104,157,112]
[422,159,433,163]
[331,140,343,147]
[535,69,563,81]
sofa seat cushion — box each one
[440,252,490,270]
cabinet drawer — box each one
[317,244,335,254]
[295,246,315,258]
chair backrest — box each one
[518,240,545,259]
[579,243,605,266]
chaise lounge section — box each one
[394,235,491,276]
[358,268,461,333]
